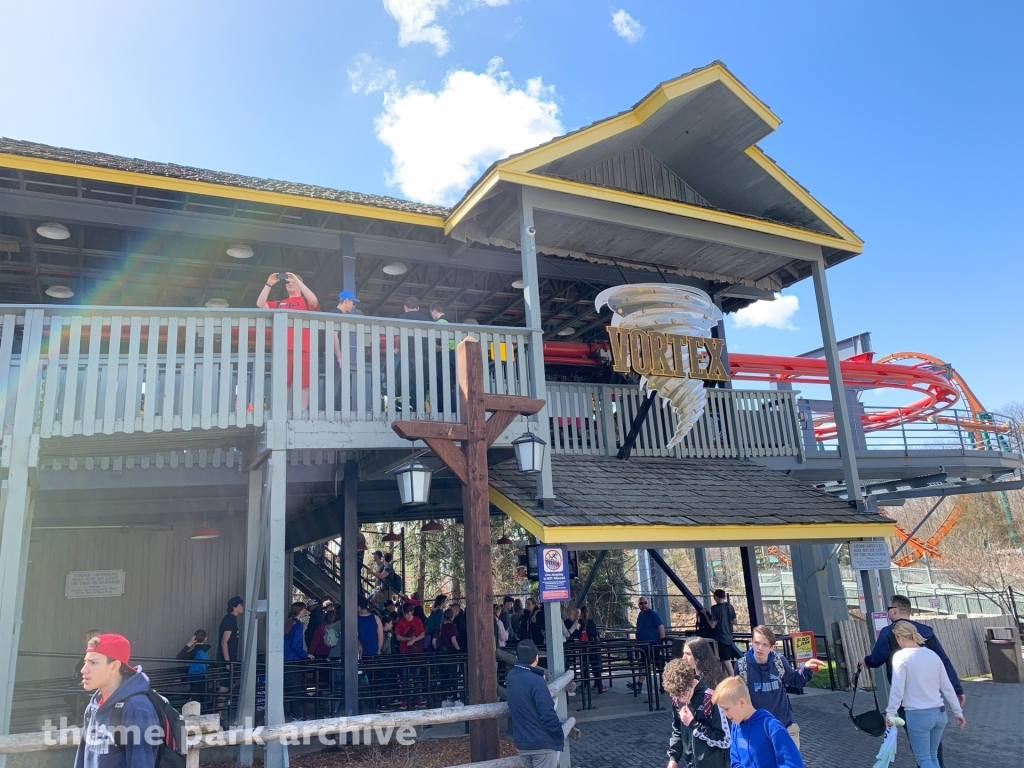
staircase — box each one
[292,540,377,604]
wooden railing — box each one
[0,307,536,449]
[545,382,804,459]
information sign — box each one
[849,540,891,571]
[65,570,125,599]
[791,631,817,664]
[538,545,571,602]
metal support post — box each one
[810,256,863,507]
[0,309,43,761]
[264,313,289,768]
[791,545,834,636]
[237,467,266,767]
[858,567,891,704]
[519,188,554,502]
[694,548,712,606]
[542,598,570,768]
[575,550,607,609]
[739,547,765,629]
[651,551,670,630]
[341,232,357,294]
[647,549,703,612]
[341,459,359,716]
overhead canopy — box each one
[488,455,893,549]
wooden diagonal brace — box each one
[481,394,545,415]
[423,437,468,485]
[392,420,469,442]
[484,410,520,448]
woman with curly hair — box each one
[663,657,730,768]
[681,637,725,690]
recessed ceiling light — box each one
[557,327,575,336]
[36,222,71,240]
[383,261,408,275]
[511,279,525,289]
[45,285,74,299]
[205,298,229,308]
[226,243,254,259]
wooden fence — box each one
[833,614,1021,689]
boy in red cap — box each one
[76,634,160,768]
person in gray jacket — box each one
[505,640,565,768]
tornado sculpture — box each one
[595,284,724,448]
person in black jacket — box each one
[565,606,603,693]
[663,658,730,768]
[506,640,565,768]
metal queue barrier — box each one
[561,639,659,712]
[13,651,241,734]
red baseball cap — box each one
[89,634,132,668]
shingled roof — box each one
[0,137,450,218]
[488,455,892,546]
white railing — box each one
[0,307,536,447]
[545,383,804,459]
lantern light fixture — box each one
[393,457,432,505]
[512,428,547,474]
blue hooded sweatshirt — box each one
[729,709,804,768]
[733,650,812,727]
[864,618,963,695]
[73,670,160,768]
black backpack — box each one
[843,666,887,737]
[110,688,188,767]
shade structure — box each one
[512,430,547,474]
[394,459,433,505]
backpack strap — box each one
[737,654,747,683]
[773,653,785,679]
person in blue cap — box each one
[332,290,362,412]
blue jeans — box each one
[904,707,946,768]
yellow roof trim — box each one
[443,170,502,235]
[489,487,893,546]
[743,146,863,246]
[496,169,861,253]
[496,63,780,176]
[0,153,447,230]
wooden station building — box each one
[1,62,1020,766]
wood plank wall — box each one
[16,516,246,683]
[834,615,1021,689]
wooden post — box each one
[392,335,544,764]
[182,701,201,768]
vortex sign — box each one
[595,284,727,448]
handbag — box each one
[843,665,887,737]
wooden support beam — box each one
[484,410,520,448]
[392,420,469,442]
[482,394,545,415]
[423,437,468,485]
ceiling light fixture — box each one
[383,262,408,275]
[511,279,525,289]
[45,285,74,299]
[226,243,254,259]
[205,298,229,308]
[190,520,220,540]
[556,327,576,336]
[36,222,71,240]
[382,523,403,542]
[422,520,444,532]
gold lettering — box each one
[686,335,706,379]
[703,337,730,381]
[629,330,654,375]
[669,334,689,377]
[606,327,631,373]
[649,331,669,376]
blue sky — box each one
[2,1,1021,409]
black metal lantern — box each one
[394,458,433,505]
[512,429,547,474]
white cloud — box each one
[374,58,563,205]
[610,9,645,43]
[733,294,800,330]
[347,54,397,95]
[383,0,451,55]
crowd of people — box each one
[253,271,460,414]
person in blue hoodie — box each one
[733,625,824,749]
[284,601,312,720]
[75,633,160,768]
[711,676,803,768]
[863,595,964,768]
[506,639,566,768]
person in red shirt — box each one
[257,272,320,411]
[394,604,427,709]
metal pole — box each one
[575,550,608,609]
[543,597,570,768]
[740,547,765,629]
[809,256,863,507]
